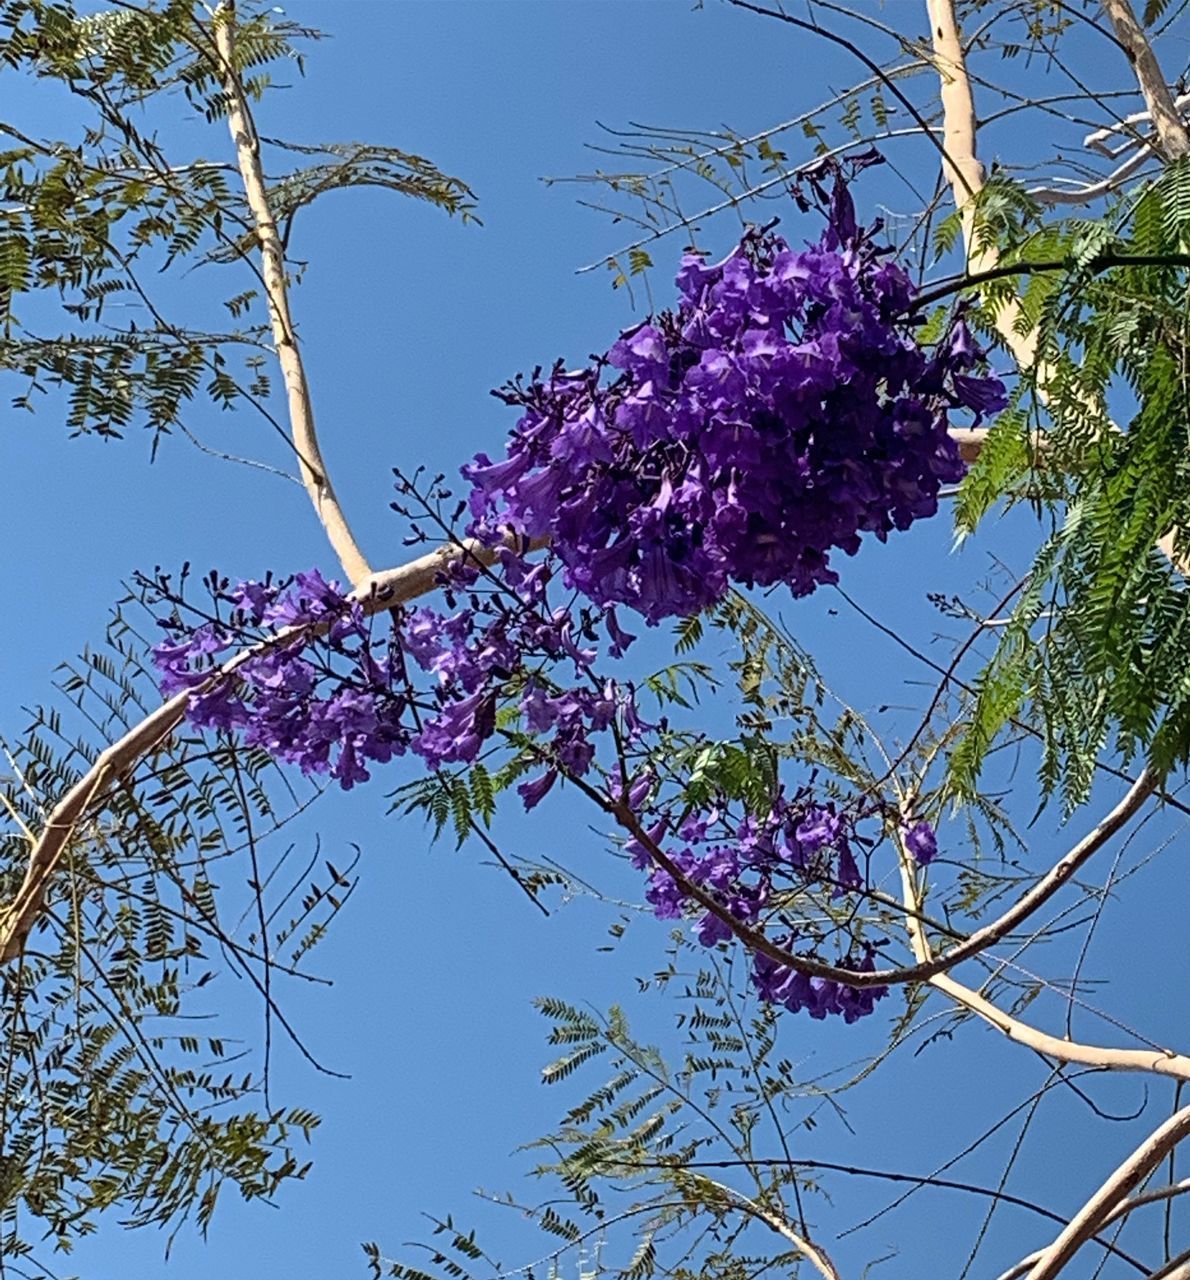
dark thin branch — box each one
[628,1156,1148,1273]
[911,252,1190,313]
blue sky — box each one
[3,2,1189,1278]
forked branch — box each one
[1023,1104,1190,1280]
[896,844,1190,1084]
[0,534,522,965]
[1101,0,1190,161]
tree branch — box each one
[591,763,1156,993]
[924,0,1189,570]
[692,1174,842,1280]
[0,532,534,965]
[213,3,372,586]
[996,1179,1190,1280]
[1023,1105,1190,1280]
[896,841,1190,1084]
[910,252,1190,314]
[1100,0,1190,161]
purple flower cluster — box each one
[152,570,412,789]
[150,561,941,1024]
[465,176,1005,623]
[150,554,643,793]
[752,940,887,1024]
[627,789,902,1022]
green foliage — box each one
[0,602,344,1258]
[952,169,1190,806]
[367,956,828,1280]
[0,0,473,447]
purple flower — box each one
[696,912,733,947]
[263,568,345,628]
[187,680,249,732]
[796,806,842,855]
[626,770,655,811]
[835,840,862,894]
[953,372,1007,417]
[412,691,495,768]
[152,625,232,695]
[604,607,637,658]
[517,768,558,811]
[904,820,938,865]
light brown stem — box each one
[1101,0,1190,160]
[925,0,1036,368]
[214,3,372,586]
[997,1178,1190,1280]
[697,1175,842,1280]
[896,849,1190,1083]
[0,532,530,964]
[927,0,1189,572]
[1024,1105,1190,1280]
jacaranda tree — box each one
[3,2,1190,1278]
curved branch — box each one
[637,1156,1147,1272]
[693,1174,842,1280]
[1029,138,1157,205]
[0,532,533,965]
[594,763,1154,992]
[1023,1105,1190,1280]
[213,3,372,586]
[996,1179,1190,1280]
[895,845,1190,1084]
[4,495,1143,979]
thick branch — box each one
[925,0,1188,569]
[997,1179,1190,1280]
[1023,1105,1190,1280]
[925,0,1035,366]
[1101,0,1190,160]
[214,4,372,586]
[0,533,525,965]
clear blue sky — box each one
[2,2,1187,1277]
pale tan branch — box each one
[696,1175,842,1280]
[0,532,531,965]
[1022,1105,1190,1280]
[926,0,1188,572]
[896,847,1190,1084]
[925,0,1035,371]
[1101,0,1190,161]
[901,768,1155,973]
[996,1179,1190,1280]
[1086,94,1190,157]
[213,3,372,586]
